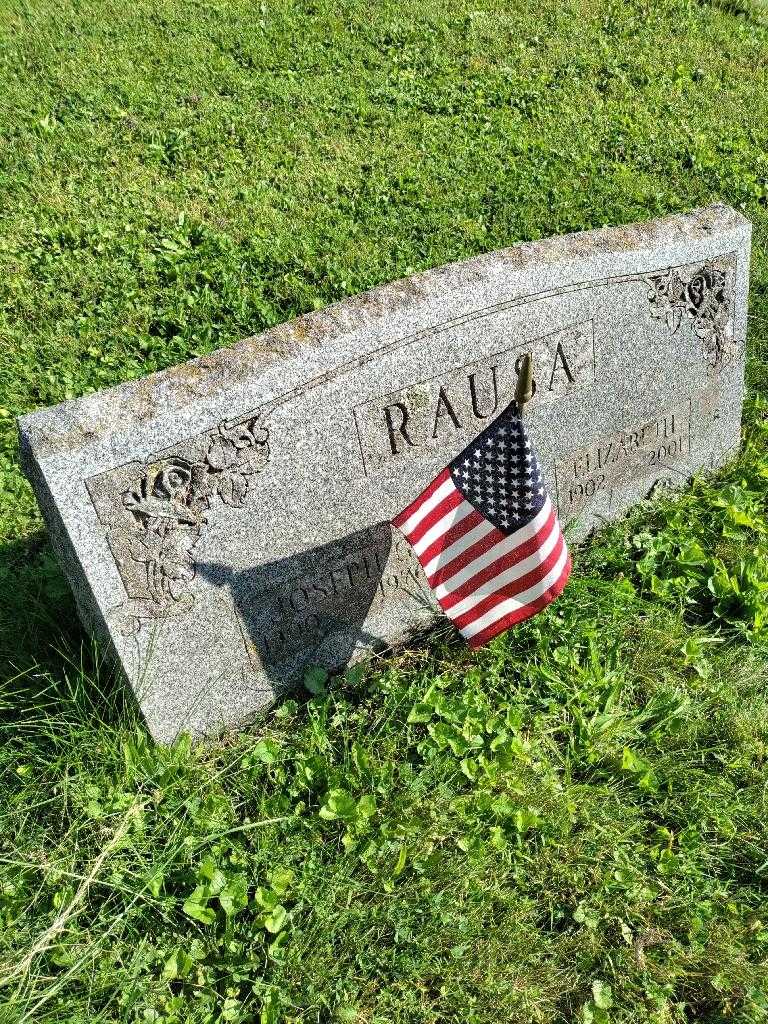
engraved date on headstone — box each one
[235,527,431,676]
[556,400,692,518]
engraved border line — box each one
[232,252,737,426]
[85,252,739,483]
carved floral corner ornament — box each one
[646,259,735,369]
[122,415,270,607]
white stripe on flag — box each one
[423,519,497,580]
[399,477,456,537]
[444,517,562,618]
[432,498,553,596]
[458,544,570,639]
[412,501,476,556]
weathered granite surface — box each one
[19,205,751,742]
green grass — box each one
[3,0,768,1020]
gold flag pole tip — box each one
[515,353,534,413]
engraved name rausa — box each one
[354,321,595,475]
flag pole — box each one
[515,352,534,415]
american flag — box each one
[392,402,570,647]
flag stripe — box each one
[435,505,558,605]
[424,519,500,583]
[465,555,572,647]
[392,469,452,533]
[450,531,565,630]
[418,508,486,569]
[446,521,563,621]
[417,507,489,573]
[458,544,570,640]
[412,500,476,556]
[406,487,464,545]
[429,498,553,592]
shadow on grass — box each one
[0,522,430,738]
[0,530,134,733]
[699,0,768,23]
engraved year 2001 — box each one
[557,401,692,517]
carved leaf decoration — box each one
[668,271,685,304]
[250,421,270,447]
[129,535,154,562]
[714,300,731,330]
[237,446,270,476]
[133,529,165,558]
[160,527,198,565]
[216,471,250,507]
[124,490,143,512]
[219,419,268,449]
[148,561,166,601]
[191,462,215,499]
[206,438,232,471]
[666,306,683,334]
[161,557,196,583]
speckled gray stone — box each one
[18,205,751,742]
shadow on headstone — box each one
[195,521,409,692]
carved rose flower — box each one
[685,267,726,318]
[647,263,732,370]
[152,460,192,501]
[647,270,688,334]
[124,457,206,528]
[122,414,270,607]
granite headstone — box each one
[19,205,750,741]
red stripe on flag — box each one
[406,487,464,544]
[439,510,558,610]
[449,531,565,631]
[427,524,507,588]
[416,508,484,567]
[466,556,572,647]
[391,468,451,529]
